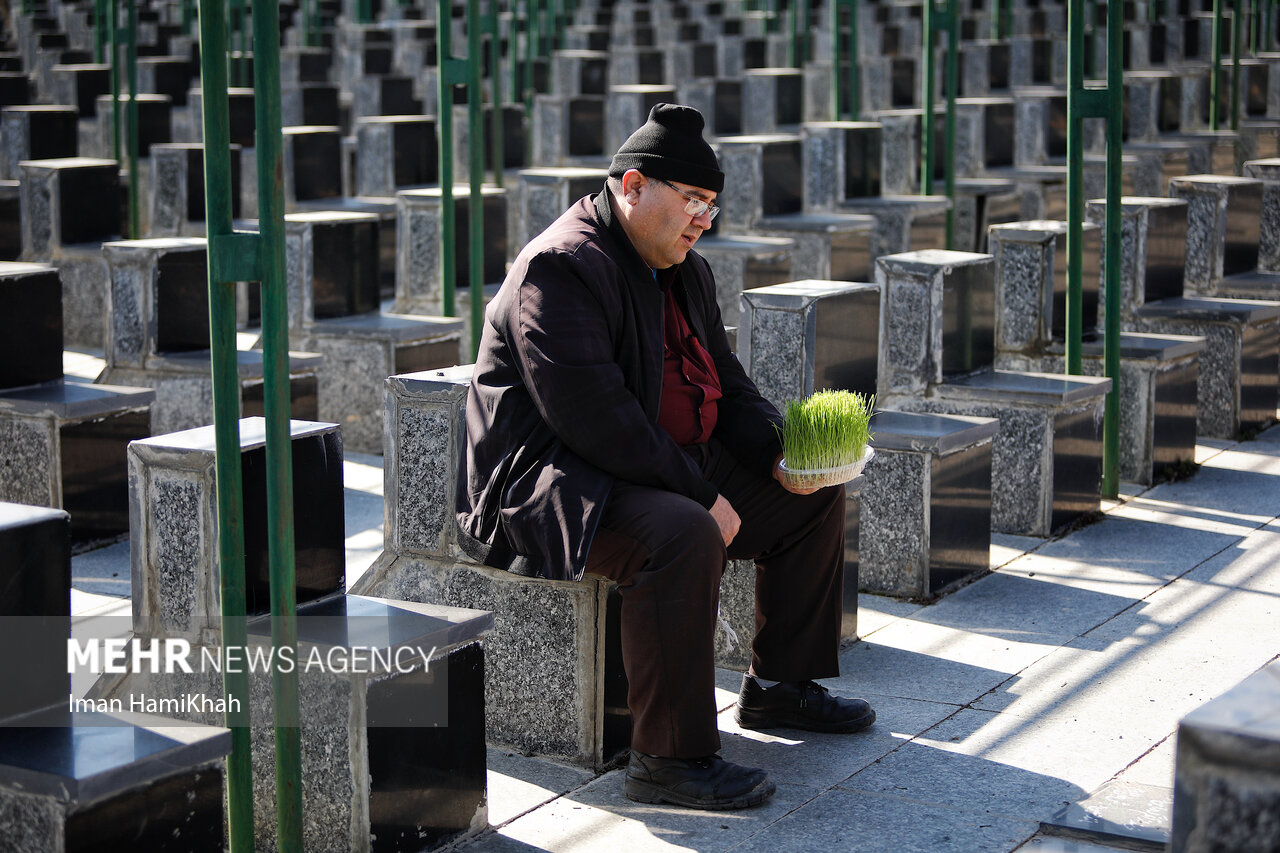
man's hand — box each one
[709,493,741,547]
[772,453,821,495]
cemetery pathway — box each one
[69,427,1280,853]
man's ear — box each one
[621,169,645,201]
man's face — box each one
[621,171,717,270]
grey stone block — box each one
[1173,660,1280,853]
[517,166,609,249]
[695,234,794,327]
[1170,175,1264,294]
[1243,157,1280,273]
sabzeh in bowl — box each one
[777,390,875,490]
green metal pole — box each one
[1212,0,1223,130]
[251,0,305,845]
[921,0,935,194]
[943,0,957,249]
[1232,0,1243,130]
[109,0,121,165]
[126,0,139,238]
[1252,0,1260,53]
[1067,0,1085,376]
[94,0,107,62]
[440,0,459,317]
[1102,0,1122,498]
[486,0,504,188]
[195,0,255,846]
[468,0,485,359]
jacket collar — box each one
[593,185,672,291]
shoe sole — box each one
[624,776,776,810]
[735,706,877,734]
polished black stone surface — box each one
[1150,22,1167,65]
[155,247,211,354]
[0,263,63,389]
[871,410,1000,454]
[810,282,880,400]
[1151,356,1199,477]
[0,181,19,261]
[65,764,225,852]
[1043,779,1172,850]
[297,82,340,126]
[940,258,996,377]
[829,227,873,283]
[378,75,423,114]
[929,434,993,594]
[225,88,255,147]
[53,63,108,117]
[241,373,319,423]
[288,128,343,202]
[1045,92,1068,158]
[0,712,229,800]
[367,643,487,852]
[386,117,437,188]
[482,104,526,171]
[891,57,916,107]
[120,94,174,157]
[170,142,241,222]
[1222,181,1262,278]
[760,138,803,216]
[945,369,1111,405]
[1239,320,1280,432]
[61,407,149,542]
[984,100,1015,168]
[17,105,78,163]
[568,96,606,157]
[1144,199,1189,303]
[0,502,70,720]
[1031,37,1052,84]
[843,123,881,200]
[841,477,862,637]
[1052,225,1101,340]
[1050,404,1104,532]
[714,80,742,136]
[312,216,380,318]
[989,42,1010,91]
[0,72,30,108]
[240,429,345,614]
[693,41,717,78]
[393,337,461,376]
[139,56,193,107]
[1159,73,1182,133]
[58,161,120,245]
[448,191,507,286]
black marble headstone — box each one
[139,56,195,106]
[482,104,525,171]
[0,502,70,721]
[312,215,381,318]
[240,429,345,615]
[891,57,916,107]
[984,101,1015,168]
[52,63,109,117]
[714,80,742,136]
[387,117,437,187]
[1144,201,1187,303]
[0,263,62,388]
[1052,226,1102,341]
[844,124,882,201]
[1223,182,1262,278]
[0,181,18,261]
[760,138,803,216]
[287,127,343,201]
[940,259,996,377]
[0,72,30,107]
[568,97,605,157]
[14,106,78,163]
[154,249,211,354]
[58,161,121,245]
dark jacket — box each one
[456,188,784,581]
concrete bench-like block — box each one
[696,234,794,326]
[531,93,609,166]
[149,142,243,237]
[838,194,953,260]
[394,184,509,319]
[354,115,437,198]
[741,67,803,133]
[1243,157,1280,273]
[1,104,77,180]
[989,219,1103,357]
[354,366,751,765]
[1172,660,1280,853]
[738,279,880,410]
[895,370,1111,537]
[517,166,609,249]
[605,84,676,154]
[801,121,883,212]
[1003,333,1205,486]
[713,133,805,234]
[753,212,875,282]
[858,411,997,598]
[1170,175,1264,295]
[1129,297,1280,439]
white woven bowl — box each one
[778,446,875,489]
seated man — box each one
[457,103,875,810]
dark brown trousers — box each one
[585,438,846,758]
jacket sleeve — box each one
[505,250,720,509]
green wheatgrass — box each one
[779,390,874,471]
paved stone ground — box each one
[69,388,1280,851]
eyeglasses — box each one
[653,178,720,222]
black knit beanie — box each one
[608,103,724,193]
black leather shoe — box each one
[735,675,876,733]
[624,751,775,810]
